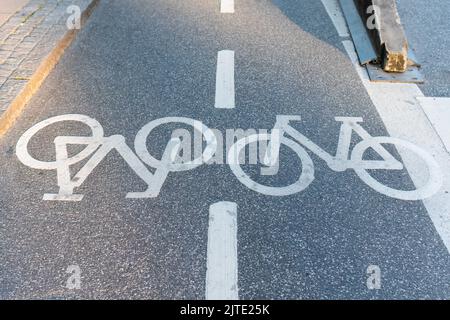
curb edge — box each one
[0,0,100,137]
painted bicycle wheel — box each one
[228,134,315,196]
[352,137,442,200]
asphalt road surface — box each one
[0,0,449,299]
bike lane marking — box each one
[215,1,237,298]
[215,50,235,109]
[341,44,450,254]
[417,98,450,154]
[206,201,239,300]
[321,0,450,254]
[220,0,235,14]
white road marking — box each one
[228,118,441,200]
[220,0,235,13]
[16,115,218,201]
[342,41,450,254]
[417,97,450,154]
[215,50,235,109]
[206,201,239,300]
[320,0,350,37]
[322,0,450,254]
[19,114,441,201]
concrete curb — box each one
[354,0,409,72]
[0,0,99,136]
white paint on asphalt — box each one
[16,115,218,201]
[320,0,350,37]
[215,50,235,109]
[417,97,450,154]
[228,116,441,200]
[206,201,239,300]
[220,0,235,13]
[343,40,450,254]
[18,114,441,201]
[323,0,450,254]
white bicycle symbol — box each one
[16,114,442,201]
[229,115,442,200]
[16,114,217,201]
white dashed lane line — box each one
[206,201,239,300]
[220,0,235,14]
[215,50,236,109]
[209,0,237,300]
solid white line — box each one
[417,97,450,154]
[322,0,450,254]
[206,201,239,300]
[320,0,350,37]
[215,50,235,109]
[342,40,450,254]
[220,0,235,13]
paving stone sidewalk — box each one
[0,0,30,26]
[0,0,92,115]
